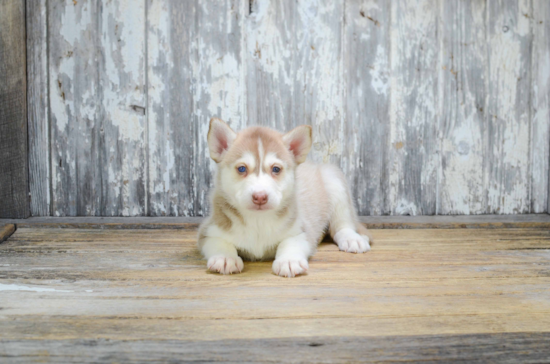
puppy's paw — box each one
[272,257,309,278]
[334,228,371,253]
[207,255,244,274]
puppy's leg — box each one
[273,232,311,277]
[201,237,244,274]
[322,166,371,254]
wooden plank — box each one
[389,0,439,216]
[0,224,15,244]
[344,0,391,215]
[193,0,247,216]
[1,333,550,363]
[531,0,550,213]
[48,0,98,216]
[2,215,550,229]
[2,226,550,363]
[49,0,147,217]
[0,0,28,219]
[27,0,50,217]
[485,0,532,214]
[147,0,246,217]
[146,0,195,217]
[294,0,345,166]
[246,0,296,130]
[438,0,486,214]
[99,0,147,216]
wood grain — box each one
[0,0,28,219]
[389,0,439,215]
[0,224,15,244]
[531,1,550,213]
[2,214,550,230]
[438,0,486,215]
[485,0,532,214]
[27,0,550,216]
[1,333,549,363]
[344,0,391,215]
[1,226,550,361]
[27,0,50,217]
[49,0,146,217]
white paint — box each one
[0,284,71,293]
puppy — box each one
[198,118,372,277]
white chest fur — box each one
[207,211,300,261]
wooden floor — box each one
[1,220,550,362]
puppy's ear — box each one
[208,118,237,163]
[282,125,312,164]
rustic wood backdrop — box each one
[26,0,550,217]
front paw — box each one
[207,255,244,274]
[272,258,309,278]
[334,228,371,253]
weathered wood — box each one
[147,0,196,217]
[147,0,246,217]
[27,0,50,217]
[29,0,550,217]
[49,0,97,216]
[438,0,486,215]
[531,1,550,213]
[0,224,15,244]
[2,214,550,230]
[99,0,147,216]
[295,0,345,168]
[1,227,550,361]
[389,0,439,215]
[0,0,28,219]
[246,0,296,131]
[2,333,550,363]
[485,0,532,214]
[344,0,391,215]
[49,0,146,217]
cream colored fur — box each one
[198,118,371,277]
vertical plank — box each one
[99,0,147,216]
[193,0,247,215]
[343,0,391,215]
[27,0,51,216]
[485,0,532,214]
[438,1,487,214]
[50,0,146,216]
[294,0,345,165]
[0,0,29,218]
[49,0,99,216]
[530,0,550,213]
[147,0,194,216]
[389,0,439,215]
[148,0,246,217]
[246,0,296,130]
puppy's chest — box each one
[229,219,290,261]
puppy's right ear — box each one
[207,118,237,163]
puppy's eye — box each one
[237,166,247,174]
[272,166,281,174]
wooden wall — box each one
[1,0,28,218]
[26,0,550,217]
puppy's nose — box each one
[252,192,268,205]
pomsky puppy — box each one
[198,118,372,277]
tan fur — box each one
[223,127,295,171]
[199,119,371,277]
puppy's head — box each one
[207,118,312,212]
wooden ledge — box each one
[1,214,549,230]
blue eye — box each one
[272,166,281,174]
[237,166,247,173]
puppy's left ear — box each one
[282,125,312,164]
[208,118,237,163]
